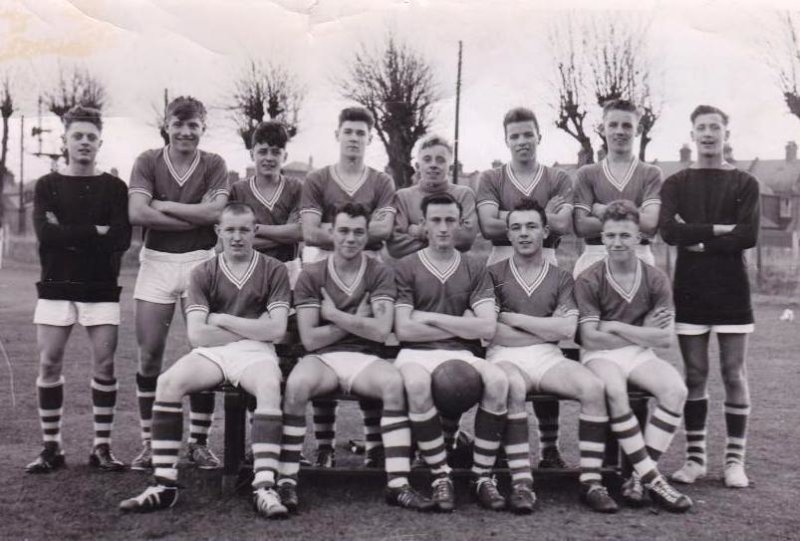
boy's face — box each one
[508,209,548,257]
[336,120,371,160]
[216,211,256,259]
[416,144,452,190]
[504,120,539,163]
[422,203,461,250]
[63,121,102,165]
[250,142,286,177]
[601,218,640,260]
[601,110,639,155]
[332,213,368,260]
[691,113,729,158]
[165,114,205,153]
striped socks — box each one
[251,408,283,489]
[312,399,336,451]
[188,391,215,446]
[503,412,533,486]
[578,413,608,485]
[724,402,750,467]
[409,407,450,477]
[37,377,64,448]
[151,401,183,485]
[91,377,117,448]
[533,399,560,455]
[472,407,507,478]
[278,413,307,485]
[361,399,383,456]
[136,373,158,445]
[644,404,682,462]
[683,397,708,467]
[381,410,412,488]
[610,410,658,484]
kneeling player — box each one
[394,193,509,512]
[575,200,692,513]
[277,203,432,512]
[120,203,292,518]
[487,199,617,513]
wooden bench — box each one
[219,345,650,494]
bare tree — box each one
[42,65,106,120]
[548,17,595,165]
[229,60,305,150]
[337,33,439,188]
[0,76,14,227]
[763,11,800,122]
[151,88,170,146]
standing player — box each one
[572,99,662,277]
[299,107,396,468]
[120,203,291,517]
[659,105,759,489]
[277,203,433,512]
[26,105,131,473]
[394,193,508,512]
[387,134,477,259]
[487,199,618,513]
[575,200,692,513]
[476,107,573,470]
[230,121,302,284]
[128,96,229,470]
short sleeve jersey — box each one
[395,250,494,353]
[129,148,229,253]
[574,259,674,329]
[489,259,578,324]
[573,159,662,244]
[229,175,302,262]
[185,252,291,322]
[476,164,573,248]
[294,254,396,355]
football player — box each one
[120,203,291,517]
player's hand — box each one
[553,305,570,318]
[201,191,217,204]
[644,307,672,329]
[713,224,735,236]
[95,225,110,235]
[322,223,333,235]
[45,211,59,225]
[686,243,705,252]
[463,308,475,318]
[320,288,339,320]
[411,310,433,325]
[592,203,607,218]
[207,313,224,326]
[151,199,168,212]
[674,214,686,224]
[598,320,619,333]
[546,195,566,215]
[356,291,372,317]
[408,224,427,240]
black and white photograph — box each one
[0,1,798,539]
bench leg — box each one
[222,388,247,496]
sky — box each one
[1,0,799,184]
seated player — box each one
[575,200,692,513]
[487,199,618,513]
[394,192,509,512]
[120,203,292,518]
[27,105,132,473]
[277,203,432,512]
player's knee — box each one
[138,352,164,377]
[603,381,628,410]
[720,363,747,386]
[576,377,606,406]
[252,378,282,407]
[655,381,688,411]
[481,367,509,402]
[93,356,115,380]
[402,374,431,409]
[155,372,186,400]
[283,375,312,407]
[379,371,405,405]
[506,375,527,406]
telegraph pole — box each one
[18,115,24,234]
[453,40,463,185]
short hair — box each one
[220,201,256,222]
[503,107,540,136]
[333,202,370,226]
[421,192,463,218]
[63,105,103,131]
[338,107,374,129]
[602,98,641,118]
[417,134,453,155]
[506,198,548,228]
[602,199,640,225]
[690,104,729,126]
[166,96,207,123]
[251,121,289,149]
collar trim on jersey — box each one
[249,175,285,211]
[510,258,550,296]
[604,257,642,304]
[602,157,639,192]
[219,251,259,290]
[330,165,368,197]
[505,163,544,197]
[327,253,367,297]
[418,249,461,284]
[163,147,201,187]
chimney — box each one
[723,143,735,163]
[491,159,502,169]
[786,141,797,162]
[680,144,691,163]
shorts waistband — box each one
[140,247,216,263]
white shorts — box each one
[487,246,557,266]
[581,344,660,377]
[573,244,655,278]
[133,248,215,304]
[395,348,482,374]
[486,343,567,392]
[674,323,755,335]
[302,246,382,265]
[194,340,279,388]
[33,299,120,327]
[308,351,380,394]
